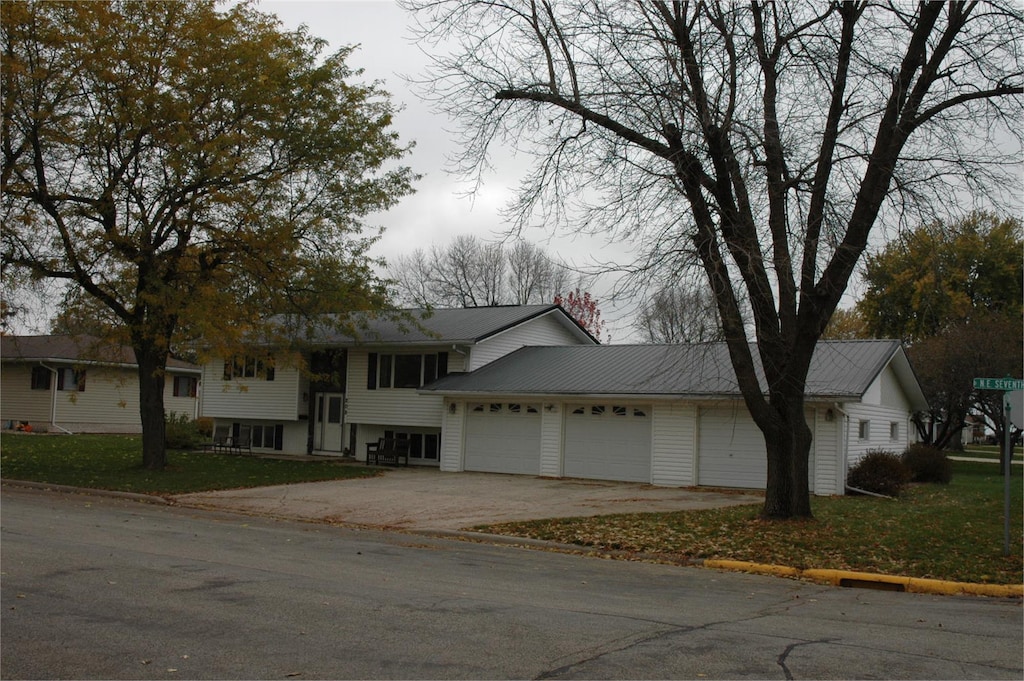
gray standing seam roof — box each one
[422,340,909,400]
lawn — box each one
[478,461,1024,585]
[0,433,379,495]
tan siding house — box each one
[1,335,200,434]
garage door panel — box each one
[564,405,651,483]
[698,406,817,490]
[698,407,766,488]
[464,403,541,475]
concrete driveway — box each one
[174,467,763,531]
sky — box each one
[260,0,639,338]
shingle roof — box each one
[422,340,926,406]
[299,305,597,346]
[1,335,200,372]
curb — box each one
[703,559,1023,598]
[1,478,172,506]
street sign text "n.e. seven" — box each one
[973,377,1024,391]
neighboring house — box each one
[421,340,928,496]
[197,305,597,461]
[1,335,201,434]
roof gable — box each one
[423,340,927,408]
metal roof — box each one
[296,305,597,346]
[422,340,927,407]
[1,335,200,372]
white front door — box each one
[314,393,345,452]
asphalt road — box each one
[2,487,1021,680]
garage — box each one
[464,402,542,475]
[563,404,652,482]
[697,405,767,489]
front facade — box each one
[197,305,598,460]
[0,335,201,434]
[423,341,927,496]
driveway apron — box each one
[173,467,763,531]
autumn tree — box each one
[857,212,1022,342]
[856,213,1023,449]
[554,288,605,341]
[389,235,580,307]
[405,1,1024,517]
[2,1,415,469]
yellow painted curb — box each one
[703,560,1023,598]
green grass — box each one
[0,433,379,495]
[478,461,1024,585]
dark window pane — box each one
[379,354,393,388]
[393,355,421,388]
[328,396,342,423]
[424,354,437,383]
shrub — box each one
[846,449,913,498]
[165,412,205,450]
[194,416,214,438]
[902,443,953,484]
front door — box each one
[314,392,345,452]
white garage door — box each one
[698,406,767,489]
[564,404,652,483]
[464,402,542,475]
[698,406,817,490]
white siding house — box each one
[197,305,597,459]
[1,335,200,434]
[423,341,928,496]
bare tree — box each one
[389,235,581,307]
[404,1,1023,518]
[635,282,724,344]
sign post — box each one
[973,377,1022,557]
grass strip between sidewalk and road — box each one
[0,433,378,495]
[476,461,1022,586]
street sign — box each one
[973,377,1024,391]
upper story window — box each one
[367,352,448,390]
[222,356,274,381]
[30,366,51,390]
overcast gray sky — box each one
[262,0,638,337]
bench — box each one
[203,425,252,456]
[365,437,410,466]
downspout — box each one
[833,403,849,496]
[40,362,73,435]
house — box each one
[197,305,598,460]
[0,335,201,434]
[420,340,928,496]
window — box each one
[223,356,274,381]
[633,408,647,418]
[612,405,627,416]
[173,376,198,398]
[56,368,85,392]
[386,430,440,460]
[368,352,448,389]
[242,424,283,450]
[508,403,521,414]
[30,366,51,390]
[890,422,900,441]
[858,420,870,440]
[489,403,503,413]
[591,405,605,416]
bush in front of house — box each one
[846,449,913,498]
[902,443,953,484]
[165,412,205,450]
